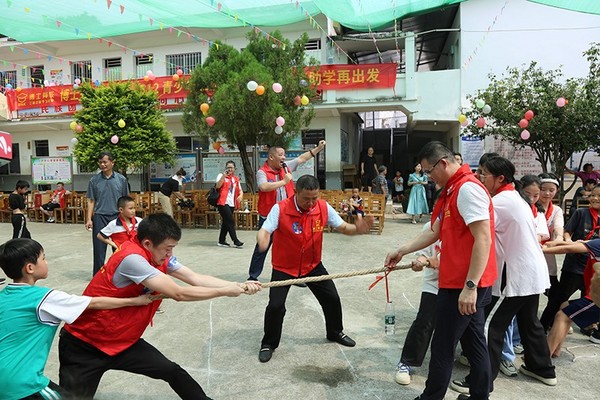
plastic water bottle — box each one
[384,301,395,335]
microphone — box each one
[282,162,289,174]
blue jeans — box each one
[248,216,272,280]
[501,317,521,362]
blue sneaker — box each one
[395,362,412,385]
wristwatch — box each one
[465,280,477,290]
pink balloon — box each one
[518,118,529,129]
[276,116,285,127]
[476,117,486,128]
[176,69,183,76]
[206,116,216,127]
[460,119,469,127]
[524,110,534,120]
[110,135,119,144]
[218,146,225,154]
[556,97,566,107]
[293,95,302,106]
[521,129,530,140]
[272,82,283,93]
[75,124,83,133]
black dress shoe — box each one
[259,346,273,362]
[327,332,356,347]
[457,394,470,400]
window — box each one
[30,65,44,88]
[103,57,122,81]
[0,143,20,174]
[34,140,49,157]
[166,52,202,75]
[135,54,153,78]
[0,70,17,91]
[71,60,92,83]
[305,39,322,51]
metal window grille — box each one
[71,60,92,83]
[0,70,17,90]
[135,54,153,78]
[34,140,49,157]
[305,39,321,50]
[103,57,122,81]
[165,52,202,75]
[30,65,44,88]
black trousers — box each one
[11,214,31,239]
[400,291,437,367]
[484,294,554,389]
[261,263,344,349]
[421,287,491,400]
[92,213,118,275]
[217,204,239,244]
[58,329,210,400]
[248,216,272,280]
[540,270,585,330]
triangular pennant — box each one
[87,32,91,40]
[9,45,14,52]
[107,41,112,47]
[75,28,80,35]
[177,30,182,37]
[119,4,124,14]
[217,3,222,11]
[107,0,112,9]
[7,0,12,7]
[56,20,61,28]
[159,22,163,30]
[149,18,153,26]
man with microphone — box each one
[247,140,326,281]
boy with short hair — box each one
[347,187,365,217]
[97,196,142,250]
[41,182,68,223]
[0,238,152,400]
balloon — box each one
[176,69,183,76]
[300,79,308,87]
[475,99,485,109]
[518,119,528,129]
[94,79,100,86]
[300,95,309,106]
[5,83,12,89]
[75,124,83,133]
[556,97,566,107]
[172,74,179,81]
[274,126,283,134]
[218,146,225,154]
[293,95,302,106]
[460,119,469,127]
[247,80,258,91]
[118,119,126,128]
[143,75,150,82]
[74,78,81,85]
[524,110,534,120]
[476,117,486,128]
[521,129,530,140]
[276,116,285,127]
[149,74,156,81]
[16,86,22,92]
[110,135,119,144]
[70,137,78,145]
[69,121,77,131]
[73,83,79,89]
[458,114,467,124]
[200,103,210,113]
[212,141,221,150]
[206,116,216,127]
[272,82,283,93]
[146,70,153,76]
[255,85,265,95]
[482,104,491,114]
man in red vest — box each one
[256,174,373,363]
[385,141,497,400]
[248,140,326,281]
[58,213,261,400]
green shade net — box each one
[0,0,465,43]
[527,0,600,15]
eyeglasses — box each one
[423,156,448,174]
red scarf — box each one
[586,207,600,240]
[119,215,138,240]
[494,182,515,196]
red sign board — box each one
[4,76,190,113]
[306,63,398,91]
[0,131,13,161]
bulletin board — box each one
[149,153,198,184]
[31,156,73,184]
[201,152,250,183]
[258,150,315,180]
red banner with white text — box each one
[306,63,397,91]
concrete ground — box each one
[1,212,599,400]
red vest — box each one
[257,162,295,217]
[272,197,327,277]
[217,175,241,209]
[435,164,497,289]
[65,239,166,356]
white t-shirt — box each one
[415,222,440,295]
[32,287,91,325]
[492,190,550,297]
[456,182,491,224]
[544,205,564,276]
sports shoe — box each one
[458,353,470,367]
[457,395,471,400]
[155,307,165,315]
[47,217,54,223]
[499,359,518,377]
[327,332,356,347]
[519,364,557,386]
[589,329,600,344]
[449,378,469,394]
[567,326,573,334]
[0,277,6,285]
[259,346,273,363]
[217,242,231,247]
[394,363,412,385]
[513,344,524,354]
[233,241,244,248]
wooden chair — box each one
[0,196,11,223]
[52,193,68,223]
[134,192,152,218]
[66,192,86,224]
[364,194,385,235]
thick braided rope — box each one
[260,263,412,288]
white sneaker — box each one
[394,363,411,385]
[458,354,470,367]
[568,326,574,334]
[513,344,524,354]
[590,329,600,344]
[47,217,54,223]
[499,359,518,377]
